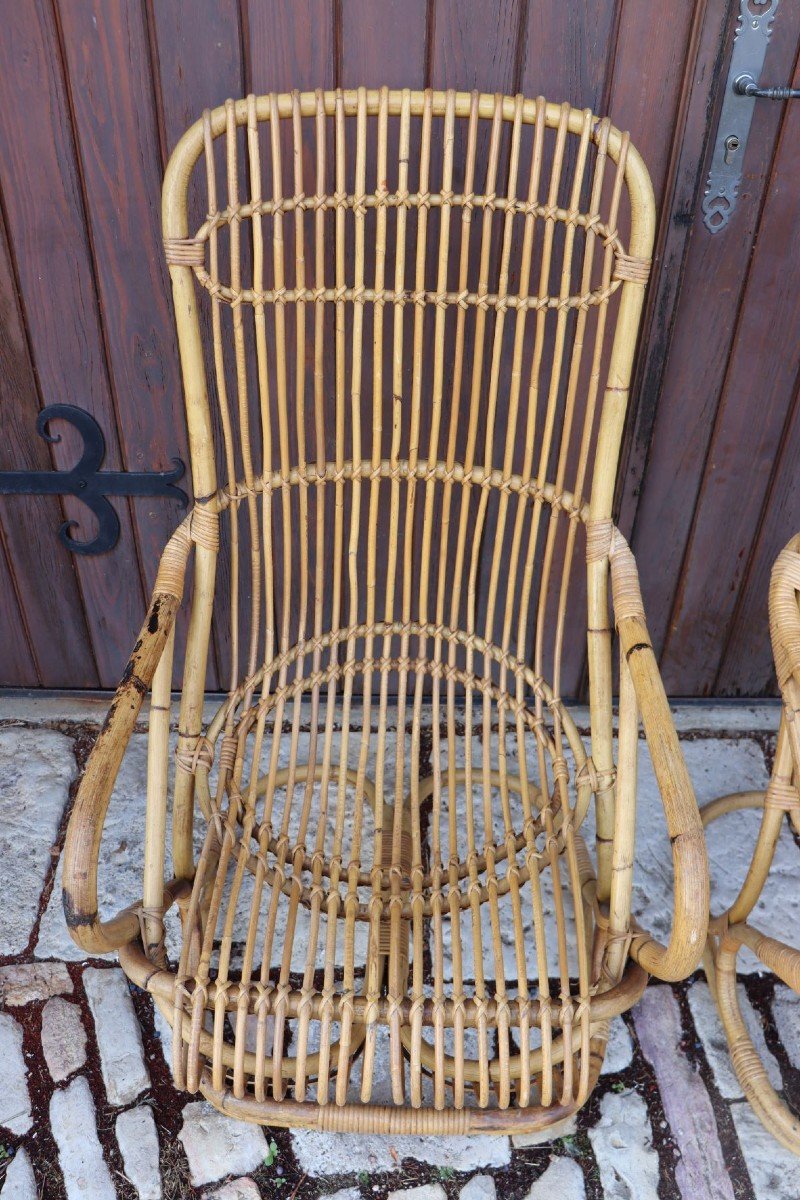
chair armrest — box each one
[607,525,709,982]
[62,518,193,954]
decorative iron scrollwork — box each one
[0,404,188,555]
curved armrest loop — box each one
[62,517,194,954]
[604,524,709,982]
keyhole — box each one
[724,134,740,165]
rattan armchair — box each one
[63,88,708,1135]
[702,535,800,1153]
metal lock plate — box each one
[703,0,781,233]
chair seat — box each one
[148,627,634,1128]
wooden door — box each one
[617,0,800,696]
[0,0,797,695]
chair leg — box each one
[715,932,800,1154]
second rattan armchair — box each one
[703,535,800,1153]
[63,87,708,1134]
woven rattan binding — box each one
[63,88,707,1135]
[702,534,800,1153]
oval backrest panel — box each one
[162,88,654,697]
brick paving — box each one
[0,697,798,1199]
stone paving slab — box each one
[0,701,798,1200]
[588,1090,659,1200]
[0,727,75,956]
[50,1076,116,1199]
[0,693,783,733]
[0,960,73,1005]
[0,1012,32,1135]
[41,996,87,1082]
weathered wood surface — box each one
[1,0,799,695]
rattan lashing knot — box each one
[552,755,569,784]
[764,777,800,812]
[164,236,205,267]
[218,734,238,773]
[585,518,613,564]
[190,504,220,553]
[135,903,166,964]
[613,252,651,285]
[576,756,616,794]
[175,734,214,775]
[273,981,293,1014]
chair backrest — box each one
[162,88,655,703]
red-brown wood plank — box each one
[675,79,800,694]
[547,0,701,698]
[0,0,147,686]
[430,0,523,94]
[148,0,247,689]
[55,0,201,682]
[515,3,630,696]
[520,0,617,107]
[246,0,334,95]
[0,200,95,686]
[242,1,336,661]
[149,0,244,148]
[624,13,797,670]
[337,3,428,668]
[606,1,696,211]
[427,0,525,662]
[617,0,729,535]
[0,532,37,687]
[341,0,427,88]
[717,370,800,695]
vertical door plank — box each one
[717,373,800,695]
[340,0,427,88]
[548,0,699,696]
[606,1,696,211]
[0,533,37,687]
[149,0,247,689]
[55,0,201,679]
[429,0,525,649]
[337,3,428,668]
[664,79,800,692]
[617,0,728,534]
[624,9,797,663]
[520,0,616,107]
[246,0,334,94]
[243,0,335,661]
[430,0,523,94]
[517,4,622,696]
[0,0,146,686]
[0,208,94,685]
[149,0,244,148]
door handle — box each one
[734,73,800,100]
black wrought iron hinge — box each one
[0,405,189,556]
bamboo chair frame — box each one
[63,88,708,1134]
[703,534,800,1154]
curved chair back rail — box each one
[63,87,708,1134]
